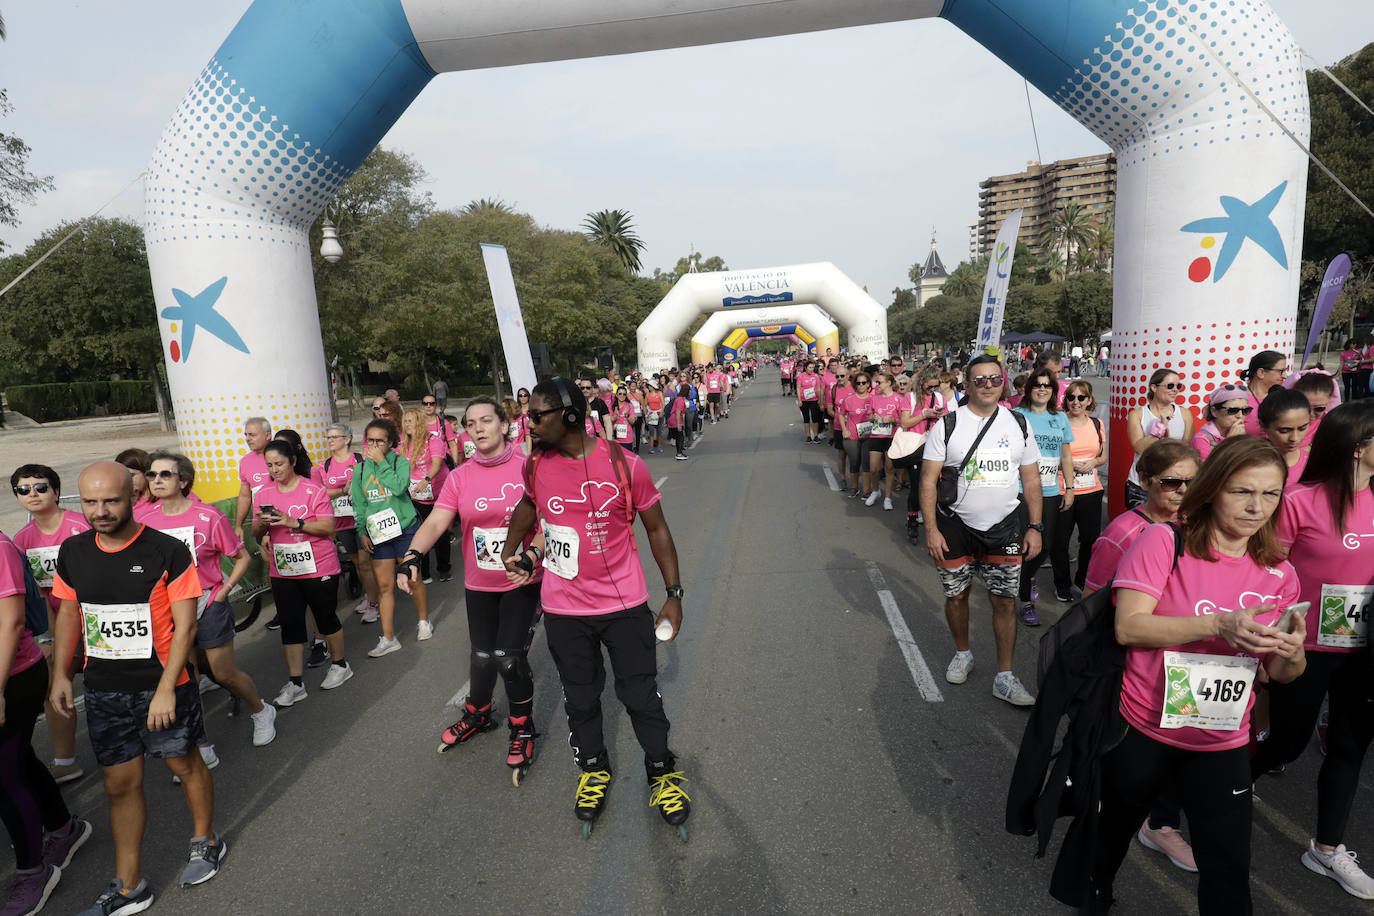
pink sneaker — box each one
[1138,820,1198,872]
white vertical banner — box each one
[976,208,1023,354]
[481,243,538,393]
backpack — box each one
[323,452,363,475]
[22,553,48,637]
[523,438,636,525]
[936,407,1030,510]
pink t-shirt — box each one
[238,451,271,494]
[780,361,794,379]
[312,453,361,531]
[428,415,456,449]
[135,500,244,592]
[0,532,43,676]
[1083,510,1151,592]
[707,372,726,394]
[867,392,901,438]
[1190,423,1223,461]
[822,375,839,410]
[796,373,821,402]
[457,431,477,461]
[252,479,341,578]
[14,511,91,609]
[1284,446,1310,483]
[1243,389,1263,437]
[667,396,687,430]
[1063,417,1104,495]
[435,453,544,592]
[1276,481,1374,654]
[611,403,635,444]
[406,436,449,504]
[526,439,662,616]
[1113,524,1298,751]
[907,390,947,434]
[839,393,873,440]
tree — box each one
[940,259,985,299]
[1303,44,1374,265]
[461,197,515,215]
[1039,202,1095,273]
[582,209,645,274]
[652,252,728,284]
[1038,248,1066,284]
[1059,271,1113,339]
[0,90,55,252]
[890,286,916,311]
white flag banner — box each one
[481,243,538,393]
[976,208,1023,354]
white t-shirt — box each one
[1071,346,1083,359]
[923,405,1040,531]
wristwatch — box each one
[665,584,685,600]
[295,517,305,532]
[1027,522,1045,533]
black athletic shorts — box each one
[86,681,206,767]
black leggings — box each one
[1018,493,1061,602]
[0,663,72,869]
[1095,726,1253,914]
[1052,489,1103,592]
[413,502,452,577]
[632,418,644,453]
[1342,372,1359,402]
[1357,368,1372,399]
[466,584,540,715]
[1250,650,1374,845]
[270,574,341,644]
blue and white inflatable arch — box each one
[146,0,1309,504]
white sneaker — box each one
[416,620,434,641]
[946,652,974,684]
[993,672,1036,707]
[198,674,221,694]
[172,745,219,784]
[883,497,893,511]
[354,597,372,614]
[368,636,402,658]
[320,662,354,690]
[1302,840,1374,899]
[251,704,278,747]
[865,490,880,507]
[360,604,380,624]
[274,682,307,707]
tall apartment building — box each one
[974,152,1116,257]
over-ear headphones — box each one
[550,377,585,429]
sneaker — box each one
[1137,820,1199,872]
[198,674,221,695]
[42,817,92,869]
[1054,586,1074,603]
[1019,603,1041,626]
[353,596,372,615]
[4,864,61,916]
[306,642,329,668]
[75,878,153,916]
[675,453,689,460]
[264,614,281,631]
[416,620,434,641]
[179,834,228,887]
[171,745,220,784]
[883,497,893,511]
[273,682,307,708]
[848,488,863,500]
[251,704,278,747]
[422,576,434,585]
[1302,840,1374,899]
[993,672,1036,707]
[865,490,880,507]
[437,569,453,582]
[360,604,380,624]
[945,652,974,685]
[368,636,402,658]
[320,662,354,690]
[48,762,84,785]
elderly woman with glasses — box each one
[1124,368,1194,509]
[1192,384,1253,461]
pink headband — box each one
[1208,384,1248,406]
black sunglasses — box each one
[1218,405,1254,416]
[1030,382,1054,390]
[13,482,51,496]
[1159,382,1184,391]
[149,470,181,481]
[1066,394,1091,402]
[527,406,564,423]
[365,437,390,445]
[1156,476,1193,491]
[422,399,437,406]
[971,374,1004,389]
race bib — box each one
[410,479,434,501]
[801,386,816,400]
[463,440,477,459]
[614,423,629,440]
[365,507,402,544]
[966,447,1014,489]
[24,546,60,588]
[647,411,661,423]
[1038,460,1060,490]
[871,421,894,437]
[541,520,580,580]
[332,493,355,518]
[273,541,318,577]
[1073,468,1098,490]
[1160,651,1257,732]
[166,526,198,565]
[472,526,509,571]
[1317,584,1372,648]
[82,603,153,660]
[855,421,875,438]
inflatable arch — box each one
[721,330,808,363]
[690,305,841,366]
[146,0,1309,506]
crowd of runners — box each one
[780,344,1374,913]
[0,364,768,915]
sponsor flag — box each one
[1302,253,1352,368]
[481,243,538,393]
[976,209,1023,354]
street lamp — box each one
[320,219,344,263]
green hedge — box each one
[3,381,156,423]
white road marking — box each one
[865,561,943,702]
[983,721,1020,756]
[445,680,472,709]
[654,476,668,489]
[823,466,840,491]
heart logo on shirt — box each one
[474,483,524,512]
[286,504,309,519]
[546,481,621,515]
[1194,591,1283,617]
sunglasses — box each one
[1066,394,1091,402]
[371,405,385,412]
[518,393,530,399]
[971,374,1004,389]
[149,470,181,481]
[527,406,564,423]
[422,399,437,406]
[365,437,390,445]
[1030,382,1054,390]
[1158,382,1184,391]
[854,380,871,387]
[1218,405,1255,416]
[13,483,51,496]
[1156,477,1193,491]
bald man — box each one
[51,462,227,914]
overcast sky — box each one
[0,1,1367,302]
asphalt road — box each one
[8,369,1363,915]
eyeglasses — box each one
[365,437,390,445]
[12,483,51,496]
[1066,394,1091,402]
[1219,405,1255,416]
[971,374,1004,389]
[326,434,346,440]
[527,406,564,423]
[924,384,939,392]
[421,399,437,406]
[1156,477,1193,491]
[854,380,871,387]
[1265,365,1290,375]
[149,470,181,481]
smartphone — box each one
[260,504,276,515]
[1275,601,1310,633]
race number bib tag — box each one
[1317,584,1372,648]
[332,494,355,519]
[24,546,60,588]
[273,542,318,577]
[463,440,477,459]
[541,520,580,580]
[1038,460,1060,490]
[410,479,434,501]
[365,507,402,544]
[473,526,509,571]
[614,423,629,440]
[872,421,894,437]
[855,421,875,438]
[1160,651,1257,732]
[82,603,153,660]
[1074,468,1098,490]
[801,386,816,400]
[166,526,198,565]
[966,447,1014,489]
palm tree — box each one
[582,208,645,274]
[1090,208,1115,273]
[941,258,987,299]
[1039,203,1094,274]
[1073,247,1098,274]
[461,197,513,215]
[1038,248,1066,283]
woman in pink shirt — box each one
[402,408,451,590]
[1257,387,1311,482]
[611,387,637,452]
[666,384,690,460]
[1238,349,1290,436]
[1090,437,1306,913]
[1249,400,1374,898]
[865,371,902,510]
[839,371,874,500]
[1339,340,1361,402]
[1190,384,1251,460]
[796,360,823,444]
